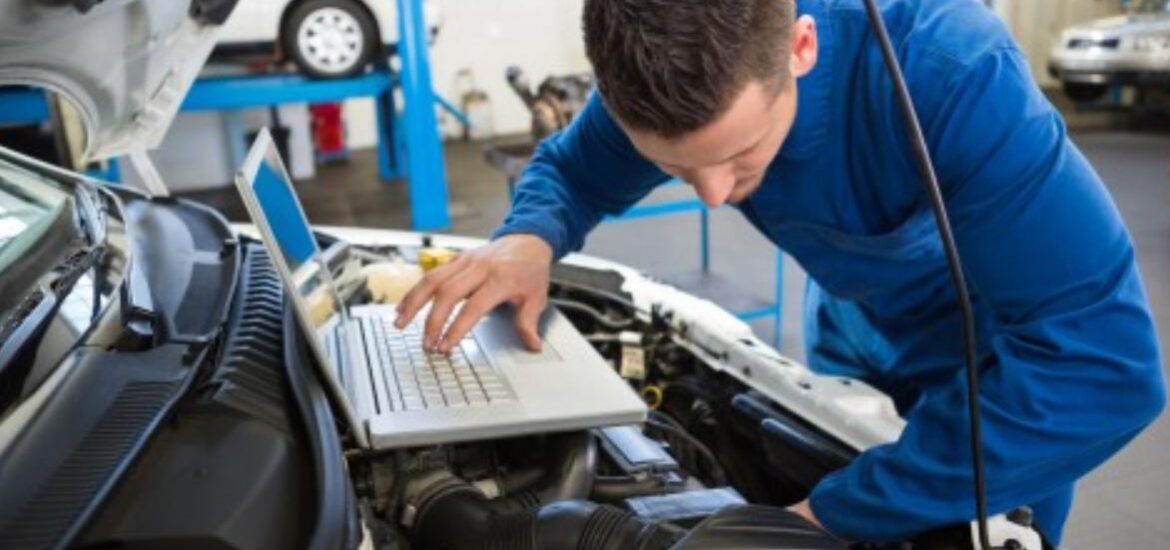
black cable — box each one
[859,1,992,548]
[549,297,637,330]
[645,412,728,486]
[550,278,639,309]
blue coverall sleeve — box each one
[491,93,670,259]
[809,48,1166,541]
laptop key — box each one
[467,395,488,405]
[363,314,514,411]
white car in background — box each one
[216,0,442,78]
[1048,0,1170,102]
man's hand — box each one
[394,234,553,354]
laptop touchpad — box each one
[477,307,564,364]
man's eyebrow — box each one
[648,124,770,170]
[718,131,769,164]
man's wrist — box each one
[495,233,554,262]
[491,225,561,259]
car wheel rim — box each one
[297,7,365,75]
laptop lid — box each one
[233,128,371,448]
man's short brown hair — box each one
[583,0,795,139]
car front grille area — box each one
[1068,37,1121,50]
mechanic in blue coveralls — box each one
[395,0,1166,544]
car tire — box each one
[283,0,380,79]
[1062,82,1109,103]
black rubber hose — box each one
[590,475,678,504]
[860,0,991,546]
[497,432,597,505]
[411,490,681,550]
[407,433,608,548]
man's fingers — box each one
[513,296,546,352]
[394,259,463,328]
[436,291,499,354]
[422,266,487,349]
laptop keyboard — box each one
[359,315,516,412]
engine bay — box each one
[309,236,877,549]
[64,229,1035,550]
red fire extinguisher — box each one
[310,103,348,163]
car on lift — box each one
[1048,0,1170,102]
[0,2,1042,549]
[215,0,442,78]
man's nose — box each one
[690,167,736,208]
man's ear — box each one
[790,15,818,78]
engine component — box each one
[590,425,685,504]
[597,425,679,475]
[405,470,682,550]
[591,474,684,504]
[731,393,855,492]
[625,487,746,527]
[362,260,424,303]
[418,246,457,272]
[491,431,598,505]
[669,505,846,550]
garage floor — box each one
[184,128,1170,549]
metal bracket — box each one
[125,150,170,198]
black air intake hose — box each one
[497,431,597,505]
[407,432,681,549]
[411,486,681,550]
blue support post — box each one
[390,95,409,179]
[396,0,450,230]
[375,84,400,181]
[105,158,121,183]
[84,160,120,182]
[606,199,704,222]
[435,93,472,131]
[0,87,50,126]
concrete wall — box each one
[123,104,315,194]
[148,0,1126,188]
[345,0,588,148]
[341,0,1128,147]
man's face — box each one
[622,15,818,208]
[626,81,797,208]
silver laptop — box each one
[234,128,646,450]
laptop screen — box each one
[235,129,370,448]
[243,136,343,334]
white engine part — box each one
[974,514,1044,550]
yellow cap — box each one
[418,247,458,272]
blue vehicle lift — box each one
[0,0,451,230]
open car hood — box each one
[0,0,236,161]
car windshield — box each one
[0,159,69,280]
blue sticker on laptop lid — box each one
[253,158,317,269]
